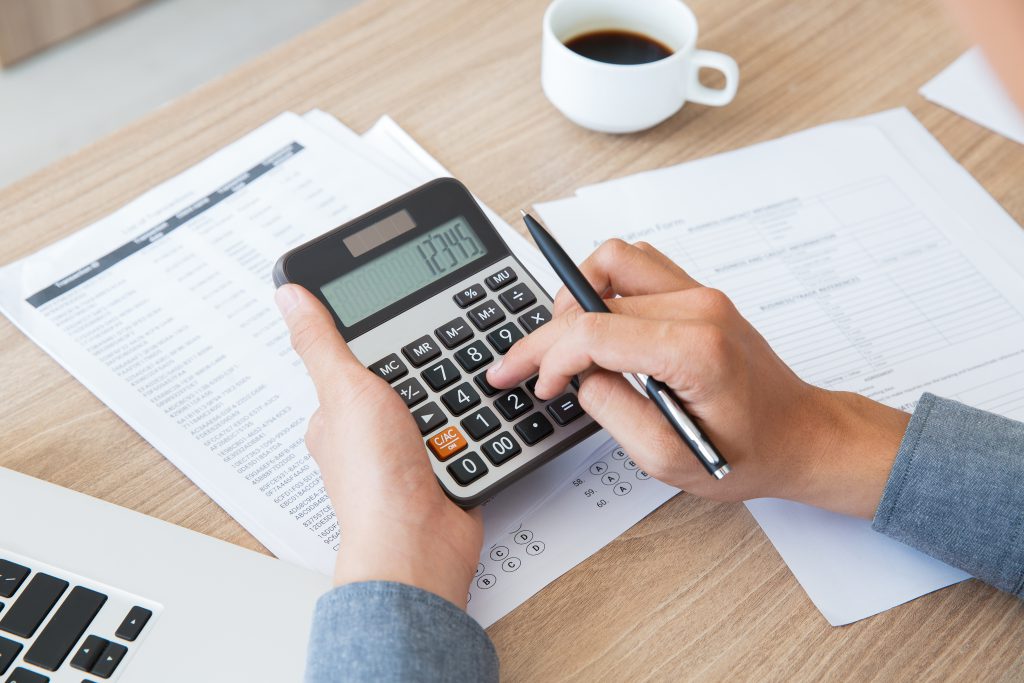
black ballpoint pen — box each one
[520,210,731,479]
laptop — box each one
[0,467,331,682]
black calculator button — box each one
[515,412,554,445]
[461,407,500,440]
[474,371,500,396]
[481,432,522,466]
[518,305,552,332]
[547,393,585,425]
[467,301,505,330]
[498,283,536,313]
[486,322,524,355]
[447,452,488,486]
[394,377,428,407]
[494,388,533,421]
[454,341,493,372]
[434,317,474,349]
[402,336,441,366]
[485,267,517,291]
[440,382,481,415]
[412,402,447,435]
[421,359,461,391]
[524,376,539,397]
[453,284,485,308]
[367,353,408,383]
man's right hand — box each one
[488,239,910,519]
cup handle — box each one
[687,50,739,107]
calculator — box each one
[273,178,599,507]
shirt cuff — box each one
[872,393,1024,597]
[304,581,498,682]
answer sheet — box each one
[536,108,1024,624]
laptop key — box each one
[0,637,23,675]
[0,574,68,638]
[70,636,108,673]
[89,642,127,679]
[4,667,48,683]
[0,562,29,599]
[25,586,107,671]
[115,606,152,642]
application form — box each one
[537,108,1024,623]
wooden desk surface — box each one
[2,0,1023,679]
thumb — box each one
[275,284,363,399]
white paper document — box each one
[921,47,1024,145]
[0,108,674,628]
[536,107,1024,624]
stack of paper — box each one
[3,106,1019,629]
[534,108,1024,624]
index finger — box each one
[275,284,368,400]
[552,239,701,316]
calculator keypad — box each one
[354,257,596,501]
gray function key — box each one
[368,353,408,383]
[393,377,428,408]
[547,393,585,426]
[412,402,447,435]
[434,317,473,349]
[467,301,506,331]
[453,283,485,308]
[401,335,441,367]
[485,267,517,291]
[518,305,551,332]
[498,283,536,313]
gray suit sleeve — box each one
[873,393,1024,597]
[305,581,499,682]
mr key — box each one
[274,178,600,505]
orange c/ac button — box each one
[427,426,468,461]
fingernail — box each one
[275,285,300,317]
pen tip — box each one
[519,209,528,218]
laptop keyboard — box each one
[0,553,157,682]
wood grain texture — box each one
[1,0,1022,680]
[0,0,147,66]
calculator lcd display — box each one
[321,216,486,326]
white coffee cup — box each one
[541,0,739,133]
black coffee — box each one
[564,30,673,65]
